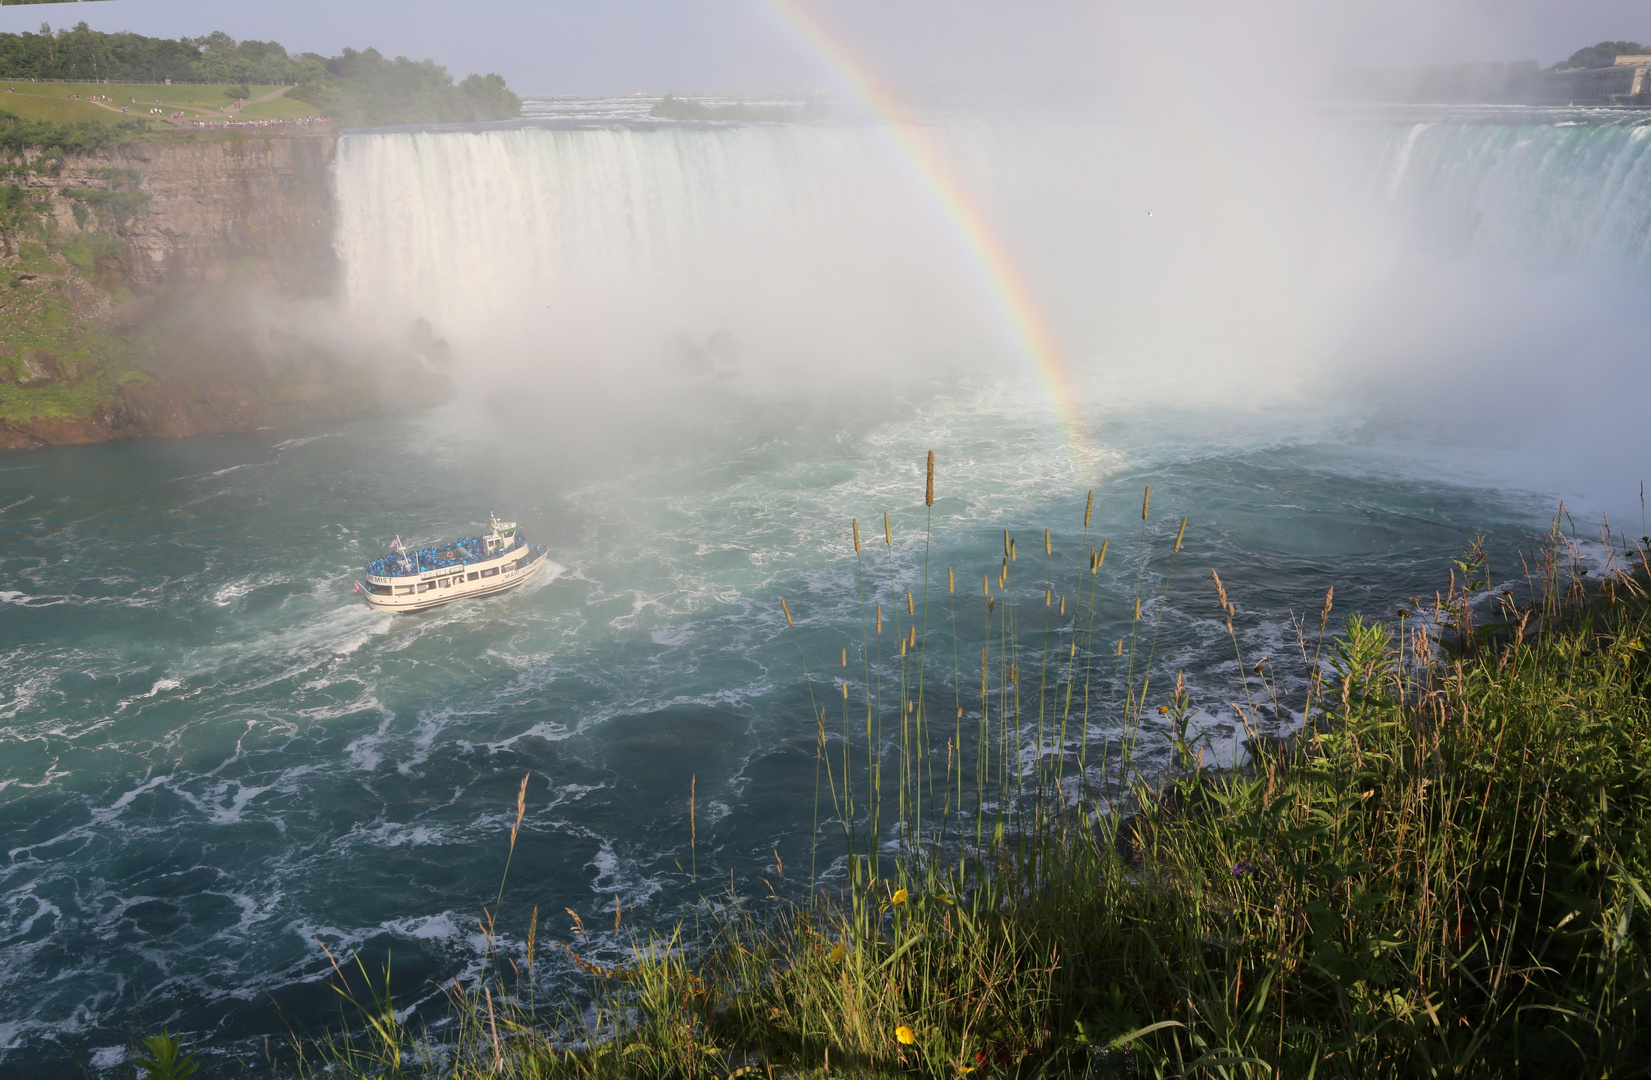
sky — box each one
[0,0,1647,96]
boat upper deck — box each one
[366,534,523,579]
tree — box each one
[1558,41,1648,70]
[0,25,519,121]
[291,46,520,125]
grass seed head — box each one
[948,566,955,594]
[884,512,891,547]
[853,518,860,553]
[1098,538,1109,570]
[1175,516,1187,553]
[1045,528,1051,556]
[781,598,794,627]
[510,773,530,848]
[906,591,914,616]
[925,450,934,507]
[1142,485,1151,520]
[1085,489,1093,528]
[876,603,882,634]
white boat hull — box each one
[362,545,547,613]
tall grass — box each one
[280,467,1651,1079]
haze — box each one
[5,0,1646,515]
[2,0,1644,95]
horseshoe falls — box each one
[3,107,1648,1072]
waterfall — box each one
[328,115,1651,479]
[1374,119,1651,268]
[330,125,1002,394]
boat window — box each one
[368,583,392,595]
[417,581,435,593]
[440,578,452,588]
[467,572,480,581]
[395,586,414,595]
[481,567,499,578]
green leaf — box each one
[1107,1019,1185,1049]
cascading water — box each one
[1,109,1644,1074]
[330,125,998,398]
[1375,116,1651,267]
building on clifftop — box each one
[1537,55,1651,105]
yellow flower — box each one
[896,1024,916,1045]
[891,887,909,906]
[828,942,844,963]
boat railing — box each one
[366,533,526,578]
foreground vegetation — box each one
[147,478,1651,1078]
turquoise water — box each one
[6,107,1649,1071]
[0,384,1557,1072]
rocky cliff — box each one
[0,132,449,450]
[75,134,340,296]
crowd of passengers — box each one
[365,536,523,578]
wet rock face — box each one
[0,133,458,452]
[7,410,132,446]
[18,349,59,387]
[0,364,451,449]
[35,135,341,298]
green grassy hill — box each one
[0,81,324,131]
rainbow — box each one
[753,0,1090,464]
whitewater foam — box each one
[4,108,1644,1074]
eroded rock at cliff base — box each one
[0,360,450,452]
[119,378,255,439]
[0,425,43,451]
[8,410,129,446]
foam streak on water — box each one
[0,387,1559,1071]
[7,108,1645,1070]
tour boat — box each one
[357,515,547,613]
